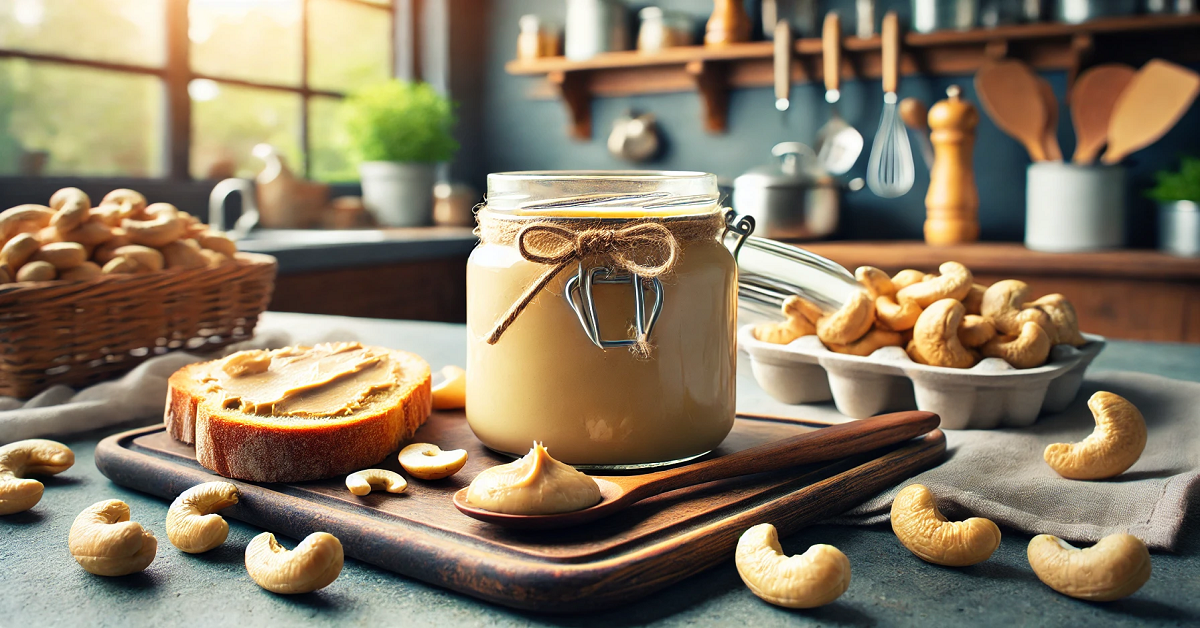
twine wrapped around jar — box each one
[476,209,726,356]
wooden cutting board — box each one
[95,412,945,612]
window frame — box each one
[0,0,396,180]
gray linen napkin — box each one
[830,371,1200,551]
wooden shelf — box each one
[505,14,1200,139]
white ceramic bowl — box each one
[738,325,1105,429]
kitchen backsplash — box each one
[483,0,1200,246]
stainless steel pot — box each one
[733,142,841,240]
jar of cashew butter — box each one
[466,172,745,468]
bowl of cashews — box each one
[0,187,276,398]
[740,262,1105,429]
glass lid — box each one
[484,171,720,217]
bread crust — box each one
[164,348,431,482]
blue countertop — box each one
[1,312,1197,627]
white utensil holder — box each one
[1025,162,1125,252]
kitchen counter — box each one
[237,226,477,274]
[2,312,1198,627]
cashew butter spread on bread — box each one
[165,342,431,482]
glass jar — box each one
[466,172,739,468]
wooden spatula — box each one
[975,60,1048,162]
[1036,76,1063,161]
[1070,64,1135,164]
[1101,59,1200,165]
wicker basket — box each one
[0,252,277,399]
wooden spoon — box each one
[453,410,940,530]
[974,60,1048,162]
[1036,76,1063,161]
[1101,59,1200,165]
[1070,64,1135,165]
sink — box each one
[236,229,389,250]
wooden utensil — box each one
[899,97,934,168]
[774,19,793,113]
[974,60,1048,162]
[1070,64,1135,164]
[1036,76,1063,161]
[814,12,864,175]
[454,410,940,529]
[1101,59,1200,165]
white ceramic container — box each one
[738,325,1106,429]
[1025,162,1124,252]
[359,161,436,227]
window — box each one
[0,0,394,181]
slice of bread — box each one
[165,344,431,483]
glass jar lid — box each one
[484,171,720,217]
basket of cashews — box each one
[0,187,275,398]
[740,261,1105,429]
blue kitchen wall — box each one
[481,0,1200,245]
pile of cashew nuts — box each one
[736,390,1152,608]
[0,187,238,284]
[754,261,1087,369]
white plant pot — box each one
[359,161,436,227]
[1025,162,1125,252]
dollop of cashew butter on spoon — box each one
[463,442,601,515]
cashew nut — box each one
[432,365,467,410]
[855,266,895,299]
[1026,294,1087,347]
[0,205,54,240]
[49,188,91,233]
[816,290,875,346]
[346,469,408,496]
[891,269,926,290]
[89,205,125,227]
[31,242,87,270]
[166,481,239,554]
[112,245,165,272]
[874,295,921,331]
[906,298,977,369]
[735,523,851,609]
[245,531,344,594]
[35,225,62,244]
[161,239,208,270]
[399,443,468,480]
[200,249,234,267]
[895,262,974,308]
[958,314,997,348]
[69,499,158,576]
[102,256,140,275]
[1044,392,1146,480]
[1,232,41,268]
[0,264,11,284]
[980,321,1051,369]
[0,439,74,515]
[16,260,56,282]
[100,189,147,219]
[962,283,987,315]
[197,231,237,257]
[60,261,103,281]
[827,326,904,356]
[754,295,820,344]
[59,220,115,247]
[980,280,1052,336]
[890,484,1001,567]
[1027,533,1151,601]
[123,207,184,248]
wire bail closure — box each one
[564,263,664,352]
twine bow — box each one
[485,221,679,346]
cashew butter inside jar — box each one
[467,172,742,468]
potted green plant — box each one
[342,80,458,226]
[1147,156,1200,257]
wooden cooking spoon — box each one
[453,410,940,530]
[1070,64,1135,164]
[1036,76,1063,161]
[975,60,1048,162]
[1102,59,1200,165]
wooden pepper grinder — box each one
[924,85,980,245]
[705,0,751,46]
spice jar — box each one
[467,172,743,468]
